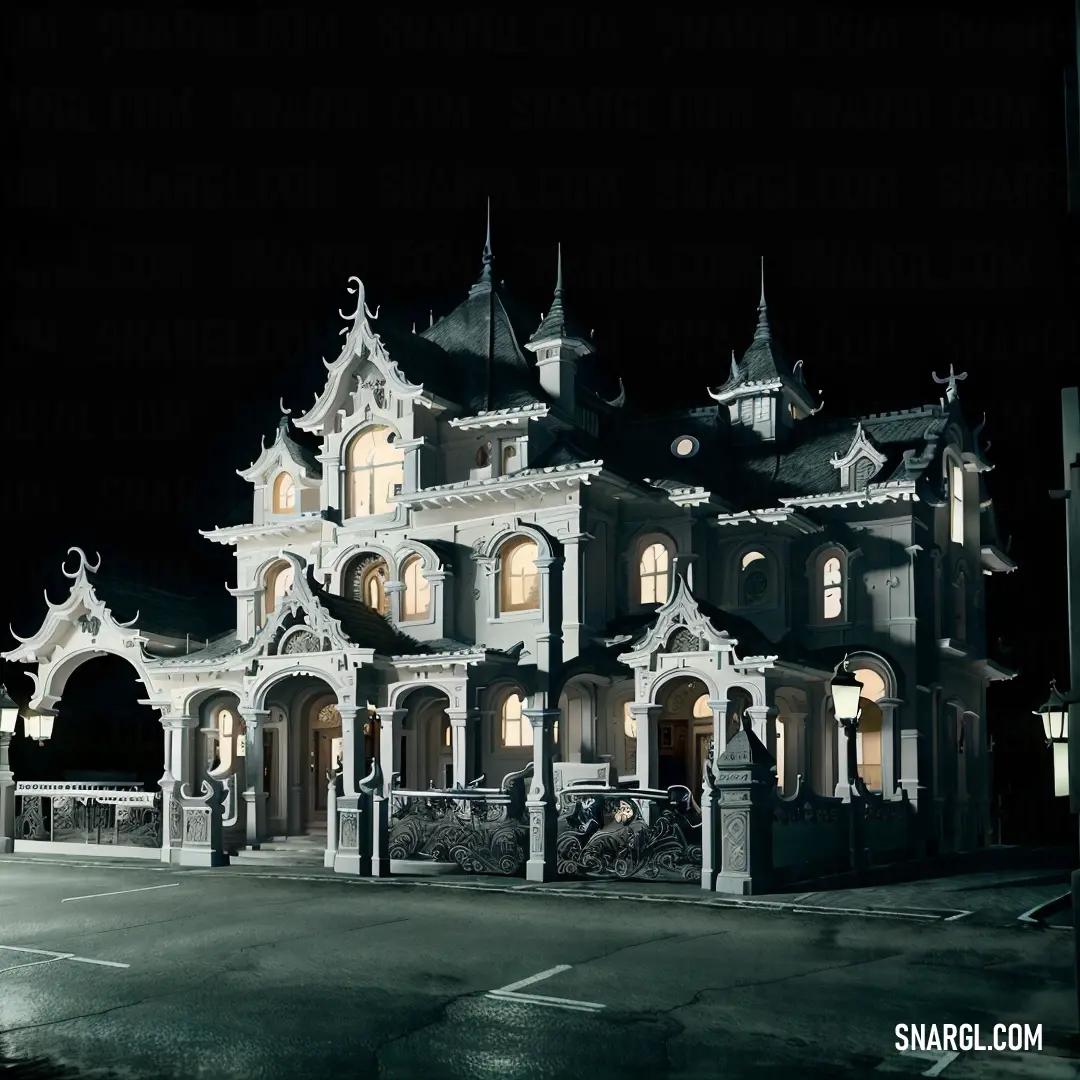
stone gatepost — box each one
[324,770,340,870]
[712,723,777,896]
[523,707,559,883]
[0,729,15,855]
[176,778,229,867]
[334,790,370,876]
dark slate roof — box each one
[420,275,547,414]
[528,248,591,346]
[310,576,424,655]
[731,406,945,505]
[374,321,464,405]
[278,418,322,478]
[88,572,234,641]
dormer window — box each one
[949,462,964,545]
[272,472,296,513]
[638,540,672,605]
[501,441,518,473]
[345,555,391,616]
[852,457,875,490]
[263,560,295,625]
[345,426,403,518]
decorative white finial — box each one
[279,398,291,416]
[338,275,379,324]
[61,547,101,580]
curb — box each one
[1,855,971,923]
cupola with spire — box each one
[524,242,594,418]
[707,258,820,442]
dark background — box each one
[3,7,1077,841]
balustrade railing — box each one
[14,782,161,850]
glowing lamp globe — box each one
[1036,681,1069,743]
[0,685,18,735]
[830,662,864,723]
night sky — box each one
[3,8,1077,842]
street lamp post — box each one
[831,658,868,871]
[1036,680,1071,797]
[0,684,21,855]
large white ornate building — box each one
[3,219,1016,862]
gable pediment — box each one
[830,422,887,488]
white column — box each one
[560,534,585,659]
[158,716,178,864]
[745,705,777,755]
[533,555,561,675]
[878,697,903,798]
[376,708,407,797]
[0,733,14,854]
[627,703,662,790]
[383,580,405,625]
[240,709,270,848]
[706,698,731,762]
[446,708,477,788]
[835,721,853,802]
[523,707,559,883]
[338,706,363,796]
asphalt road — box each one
[0,860,1076,1080]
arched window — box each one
[954,570,967,642]
[853,457,876,489]
[264,561,294,622]
[500,537,540,613]
[692,694,711,719]
[851,666,887,792]
[501,442,518,473]
[272,472,296,513]
[639,541,672,605]
[400,555,430,621]
[501,692,531,748]
[442,715,452,747]
[345,556,390,615]
[823,554,843,620]
[949,461,964,545]
[739,551,769,607]
[217,707,234,738]
[345,426,403,518]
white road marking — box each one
[493,964,572,994]
[0,955,72,973]
[487,990,602,1013]
[898,1049,960,1076]
[61,882,181,903]
[487,965,606,1014]
[1017,893,1069,926]
[942,911,973,922]
[0,945,129,969]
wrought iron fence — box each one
[556,784,703,882]
[387,765,531,875]
[14,782,162,850]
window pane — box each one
[823,557,841,586]
[823,586,842,619]
[692,695,711,718]
[741,551,765,570]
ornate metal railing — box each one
[387,765,531,876]
[14,782,162,850]
[556,784,703,882]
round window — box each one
[671,435,699,458]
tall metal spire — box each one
[753,255,771,341]
[479,196,493,286]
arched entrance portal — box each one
[398,686,452,790]
[29,656,162,788]
[656,676,712,790]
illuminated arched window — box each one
[345,426,403,518]
[442,715,452,747]
[500,537,540,613]
[823,554,843,620]
[692,694,711,719]
[216,707,234,737]
[401,555,430,621]
[263,561,295,623]
[272,472,296,513]
[852,666,887,792]
[639,541,672,605]
[345,556,390,615]
[501,442,518,473]
[949,461,964,545]
[501,692,531,748]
